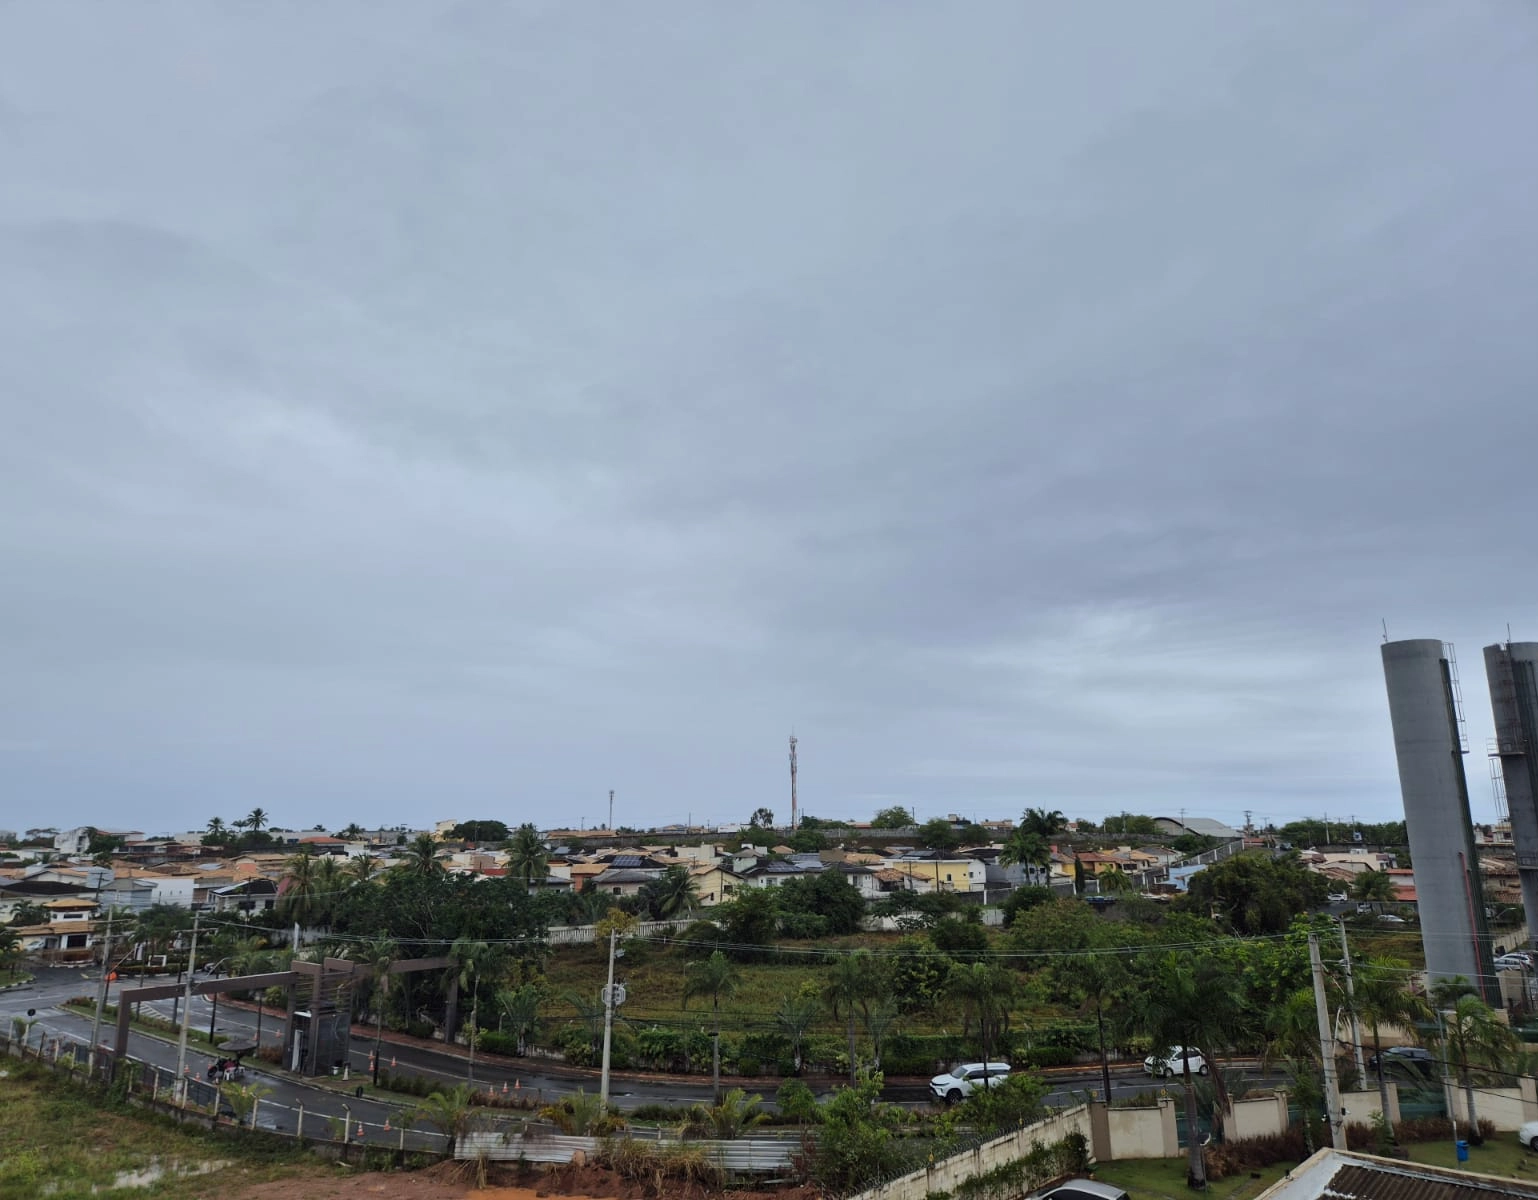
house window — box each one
[613,887,622,895]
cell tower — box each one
[789,735,798,830]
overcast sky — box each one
[3,3,1536,838]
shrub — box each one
[405,1019,435,1039]
[476,1030,519,1057]
[776,1079,821,1124]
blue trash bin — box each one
[1456,1140,1469,1162]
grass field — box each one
[0,1062,318,1199]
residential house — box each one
[210,878,279,914]
[687,863,743,907]
[884,854,987,894]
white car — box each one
[1143,1046,1209,1077]
[1326,892,1348,903]
[930,1062,1011,1102]
[1495,954,1530,972]
[1521,1119,1538,1152]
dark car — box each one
[1367,1046,1436,1078]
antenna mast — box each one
[608,789,614,833]
[789,735,798,830]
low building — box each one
[1255,1149,1538,1200]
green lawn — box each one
[1092,1156,1295,1200]
[1407,1135,1538,1180]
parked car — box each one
[1035,1181,1130,1200]
[1519,1119,1538,1152]
[1366,1046,1435,1079]
[1326,892,1348,903]
[1377,913,1407,923]
[930,1062,1011,1102]
[1143,1046,1209,1077]
[1495,954,1530,972]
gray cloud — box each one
[2,2,1536,834]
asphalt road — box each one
[2,965,1292,1138]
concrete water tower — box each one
[1380,638,1497,1001]
[1484,642,1538,948]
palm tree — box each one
[362,936,397,1084]
[822,950,882,1085]
[444,938,493,1069]
[999,830,1051,884]
[403,832,443,878]
[244,808,269,834]
[230,935,274,1051]
[946,961,1019,1086]
[277,849,320,927]
[1355,957,1431,1144]
[1020,808,1067,839]
[337,822,366,841]
[507,824,548,888]
[0,927,21,982]
[775,992,822,1074]
[681,1087,769,1138]
[1262,987,1327,1153]
[1432,992,1520,1145]
[132,904,185,961]
[496,983,542,1056]
[311,856,345,927]
[683,950,739,1102]
[1352,869,1397,913]
[345,854,379,885]
[1058,953,1126,1103]
[1099,866,1136,895]
[642,864,698,919]
[1126,951,1243,1188]
[863,996,901,1073]
[413,1085,477,1157]
[204,817,229,847]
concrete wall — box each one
[1444,1077,1538,1131]
[1102,1099,1180,1159]
[1381,640,1498,1001]
[1340,1086,1400,1127]
[1228,1093,1290,1141]
[1484,643,1538,941]
[848,1105,1094,1200]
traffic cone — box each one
[514,1078,520,1091]
[502,1081,508,1094]
[390,1055,396,1068]
[384,1119,391,1132]
[357,1122,364,1139]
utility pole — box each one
[1338,917,1367,1081]
[598,927,618,1108]
[1309,932,1345,1148]
[89,910,115,1073]
[608,789,614,833]
[789,735,798,831]
[173,912,201,1104]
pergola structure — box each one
[111,954,452,1076]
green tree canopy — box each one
[870,806,915,830]
[450,820,510,843]
[1179,851,1328,935]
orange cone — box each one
[514,1079,520,1090]
[357,1122,364,1138]
[384,1120,391,1132]
[390,1055,396,1068]
[502,1081,508,1094]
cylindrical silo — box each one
[1381,639,1497,1001]
[1485,643,1538,949]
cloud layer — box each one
[3,2,1536,833]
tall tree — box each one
[337,822,366,841]
[277,849,320,926]
[346,854,380,885]
[1432,992,1520,1144]
[311,855,344,928]
[362,936,397,1084]
[1262,987,1327,1153]
[403,832,444,878]
[497,983,542,1056]
[945,961,1019,1085]
[775,991,822,1074]
[1353,957,1430,1144]
[749,807,775,829]
[870,806,915,830]
[1351,869,1397,912]
[640,863,698,919]
[683,950,739,1101]
[507,824,548,888]
[1054,953,1127,1102]
[244,807,269,834]
[822,950,881,1084]
[999,829,1051,877]
[1020,808,1067,839]
[1126,951,1243,1188]
[1181,852,1329,935]
[204,817,229,846]
[917,818,961,852]
[863,996,902,1073]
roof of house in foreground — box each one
[1257,1149,1538,1200]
